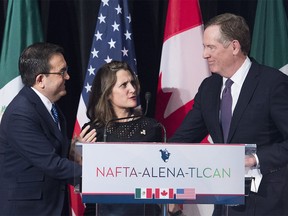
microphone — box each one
[142,92,167,142]
[103,92,151,142]
[143,92,151,116]
[157,122,167,143]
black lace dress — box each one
[83,117,163,216]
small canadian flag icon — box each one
[155,188,174,199]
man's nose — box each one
[202,48,209,59]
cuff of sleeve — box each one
[253,153,260,168]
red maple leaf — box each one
[161,190,168,196]
[155,73,209,143]
[155,72,194,139]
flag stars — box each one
[112,21,120,31]
[84,82,92,93]
[80,1,138,113]
[127,14,131,23]
[121,47,128,56]
[108,38,116,48]
[102,0,109,6]
[104,56,113,63]
[115,4,122,14]
[98,13,106,23]
[124,30,131,40]
[95,31,102,40]
[88,65,95,75]
[91,48,99,58]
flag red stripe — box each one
[169,188,174,199]
[155,188,160,198]
[69,120,85,215]
[146,188,152,199]
[164,0,202,41]
[73,120,81,137]
[69,185,85,216]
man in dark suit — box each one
[0,42,82,215]
[170,13,288,215]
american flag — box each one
[70,0,137,215]
[74,0,137,136]
[176,188,196,200]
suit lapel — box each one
[25,87,64,142]
[55,105,69,156]
[207,74,224,143]
[228,62,261,142]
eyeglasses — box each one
[41,67,68,77]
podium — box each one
[74,143,256,215]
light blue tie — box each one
[51,104,59,125]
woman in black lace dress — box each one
[82,60,162,216]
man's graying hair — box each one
[204,13,251,55]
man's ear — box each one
[35,74,45,89]
[232,40,241,55]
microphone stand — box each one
[143,92,151,116]
[102,92,170,216]
[156,122,168,216]
[158,122,167,143]
[103,92,151,142]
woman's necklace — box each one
[118,112,134,122]
[125,114,134,122]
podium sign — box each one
[80,143,245,204]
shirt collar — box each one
[31,87,53,112]
[225,57,252,86]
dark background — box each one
[1,0,288,138]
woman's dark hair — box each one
[86,60,140,127]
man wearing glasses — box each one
[0,42,82,215]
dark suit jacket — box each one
[0,86,82,215]
[170,60,288,215]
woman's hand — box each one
[78,125,97,143]
[69,125,97,165]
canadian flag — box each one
[155,0,210,138]
[155,0,212,215]
[155,188,174,199]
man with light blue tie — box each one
[170,13,288,216]
[0,42,84,215]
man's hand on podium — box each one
[168,204,185,216]
[245,154,257,168]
